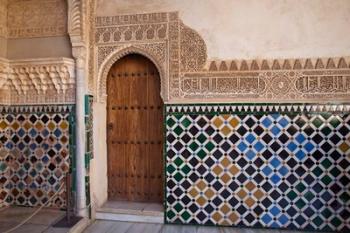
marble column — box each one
[73,47,87,217]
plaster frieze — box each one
[94,12,350,104]
[0,58,75,105]
[7,0,67,39]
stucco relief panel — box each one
[7,0,67,38]
[94,12,350,103]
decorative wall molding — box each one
[166,103,350,114]
[94,12,350,104]
[0,57,75,105]
[7,0,67,39]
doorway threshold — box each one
[96,201,164,223]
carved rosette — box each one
[0,58,75,104]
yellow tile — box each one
[228,212,239,223]
[35,122,44,131]
[212,212,223,222]
[189,187,199,198]
[212,117,223,128]
[246,181,256,191]
[59,121,68,130]
[229,117,239,128]
[222,114,231,120]
[213,165,223,175]
[23,121,31,130]
[196,180,207,191]
[237,189,247,199]
[253,189,264,200]
[47,122,56,131]
[0,120,7,129]
[204,188,215,199]
[220,204,231,214]
[220,174,231,184]
[245,197,255,208]
[229,164,239,175]
[220,126,231,136]
[196,196,207,206]
[339,142,350,153]
[11,122,19,130]
[221,157,231,167]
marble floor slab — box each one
[0,206,69,233]
[83,220,334,233]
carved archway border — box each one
[97,45,168,103]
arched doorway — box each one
[106,54,163,203]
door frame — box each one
[98,47,166,204]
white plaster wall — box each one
[90,102,108,208]
[97,0,350,60]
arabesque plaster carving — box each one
[95,12,350,104]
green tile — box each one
[296,182,306,192]
[197,133,207,143]
[312,216,323,226]
[329,117,341,128]
[312,117,323,128]
[174,172,184,182]
[197,149,207,159]
[331,216,342,227]
[205,141,215,152]
[189,141,199,152]
[321,175,332,185]
[181,211,191,221]
[167,118,176,128]
[321,208,332,218]
[329,167,341,177]
[167,164,176,174]
[321,126,332,136]
[174,203,184,212]
[287,190,297,200]
[174,157,183,167]
[321,158,332,169]
[304,191,315,201]
[312,167,323,177]
[295,198,306,209]
[181,164,191,174]
[167,210,176,220]
[181,118,192,128]
[173,126,184,135]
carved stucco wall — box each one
[94,12,350,104]
[5,0,72,60]
[0,0,7,38]
[7,0,67,38]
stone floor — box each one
[84,220,330,233]
[0,206,69,233]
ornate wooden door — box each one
[107,54,163,202]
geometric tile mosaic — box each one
[0,106,72,209]
[165,104,350,231]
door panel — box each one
[107,54,163,202]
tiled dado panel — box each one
[165,104,350,231]
[0,106,73,208]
